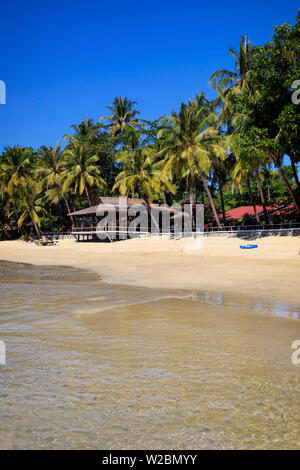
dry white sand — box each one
[0,236,299,305]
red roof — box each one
[221,205,296,221]
[222,205,271,221]
[267,205,296,216]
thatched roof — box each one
[68,197,180,216]
[99,196,146,206]
[68,205,102,216]
[68,197,145,216]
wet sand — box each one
[0,236,299,305]
[0,261,299,449]
[0,237,299,449]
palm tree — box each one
[99,96,140,137]
[181,164,201,226]
[113,145,160,229]
[113,146,155,198]
[64,118,99,143]
[0,187,12,239]
[0,146,34,197]
[61,142,106,206]
[10,182,48,237]
[231,95,300,214]
[231,163,261,224]
[209,153,233,225]
[210,35,254,98]
[37,142,74,225]
[151,158,176,204]
[70,118,97,137]
[231,137,272,224]
[210,35,255,150]
[158,94,225,228]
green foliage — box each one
[1,11,300,237]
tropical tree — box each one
[209,153,235,225]
[227,16,300,213]
[99,96,140,137]
[231,127,272,223]
[69,118,98,141]
[151,158,176,204]
[0,188,12,239]
[210,35,254,98]
[37,142,75,225]
[0,146,34,197]
[113,146,155,198]
[113,144,161,229]
[61,142,106,206]
[158,94,225,228]
[10,182,48,237]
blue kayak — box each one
[240,244,258,249]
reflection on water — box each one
[190,291,300,319]
[0,261,299,449]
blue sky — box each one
[0,0,299,151]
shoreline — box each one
[1,256,300,322]
[0,236,299,308]
[1,240,300,449]
[1,259,300,450]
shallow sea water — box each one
[0,260,299,449]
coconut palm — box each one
[99,96,140,137]
[158,94,225,228]
[231,163,261,224]
[113,145,161,229]
[210,35,254,97]
[113,146,155,198]
[37,142,74,224]
[10,182,48,237]
[0,187,12,239]
[151,158,176,204]
[209,153,233,225]
[61,142,106,205]
[0,146,34,197]
[64,118,99,143]
[70,118,97,137]
[231,139,270,224]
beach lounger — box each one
[46,239,58,246]
[34,237,58,246]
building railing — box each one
[205,222,300,232]
[71,222,300,234]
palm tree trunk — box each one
[0,221,11,239]
[8,219,16,235]
[192,155,222,229]
[276,164,300,213]
[145,200,160,232]
[246,176,261,223]
[267,181,271,203]
[64,196,74,226]
[84,186,92,206]
[29,210,41,238]
[189,191,193,230]
[255,171,269,224]
[289,155,300,191]
[217,176,226,226]
[271,153,300,213]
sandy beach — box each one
[1,237,300,449]
[0,236,299,306]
